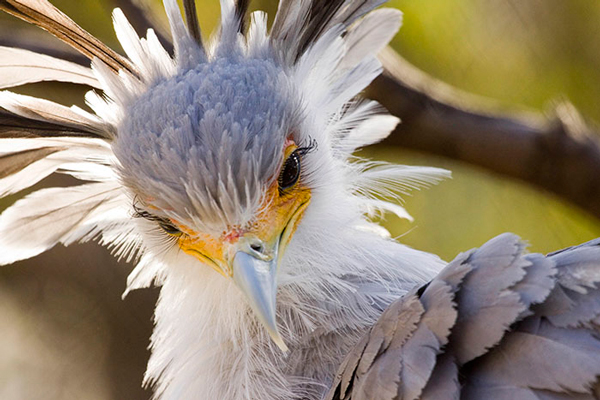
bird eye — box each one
[278,151,301,192]
[158,220,182,236]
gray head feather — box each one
[115,56,297,231]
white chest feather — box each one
[144,222,443,400]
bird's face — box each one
[173,142,312,350]
[173,141,311,273]
[115,58,315,350]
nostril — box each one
[250,242,264,253]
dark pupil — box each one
[279,152,301,191]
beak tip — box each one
[276,340,290,353]
[233,250,290,352]
[270,330,289,352]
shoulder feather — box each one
[327,234,600,399]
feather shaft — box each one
[0,0,137,76]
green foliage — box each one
[390,0,600,121]
[381,0,600,258]
[365,148,600,261]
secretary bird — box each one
[0,1,599,399]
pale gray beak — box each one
[232,240,288,352]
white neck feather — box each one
[143,198,444,400]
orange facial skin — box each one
[176,143,312,277]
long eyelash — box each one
[296,137,318,156]
[161,232,180,246]
[132,199,162,222]
[132,199,180,234]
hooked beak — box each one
[177,183,311,352]
[232,238,287,351]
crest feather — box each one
[183,0,203,48]
[0,46,100,89]
[271,0,387,64]
[0,0,137,76]
[0,182,127,265]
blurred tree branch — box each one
[370,48,600,220]
[3,0,600,220]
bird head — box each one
[106,0,448,351]
[0,0,449,354]
[115,55,317,349]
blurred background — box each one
[1,0,600,398]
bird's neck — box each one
[144,217,443,400]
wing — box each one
[327,233,600,400]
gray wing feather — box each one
[328,295,424,400]
[336,333,369,399]
[537,242,600,329]
[397,274,462,400]
[512,253,557,316]
[552,245,600,292]
[447,233,531,365]
[328,233,600,399]
[352,295,424,400]
[419,355,460,400]
[464,321,600,395]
